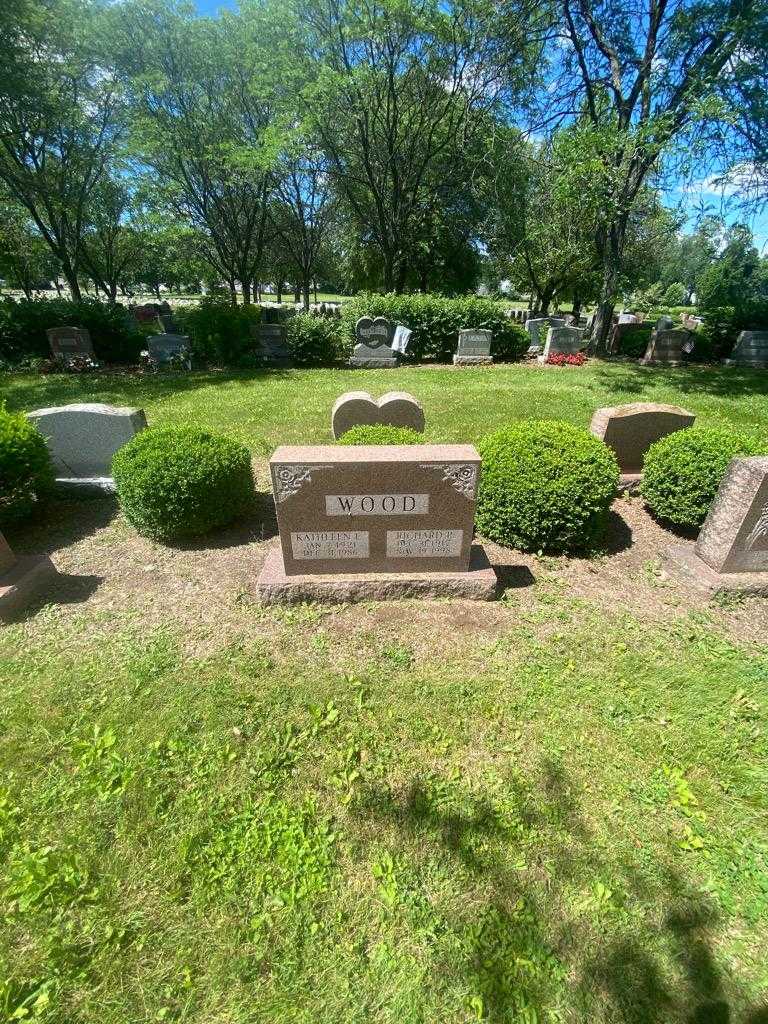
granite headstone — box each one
[349,317,397,368]
[453,328,493,366]
[665,457,768,596]
[723,330,768,369]
[46,327,95,363]
[28,403,147,490]
[641,329,690,366]
[590,402,695,482]
[331,391,425,439]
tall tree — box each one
[296,0,535,292]
[551,0,760,346]
[0,0,123,299]
[271,143,335,309]
[0,198,61,298]
[110,1,278,303]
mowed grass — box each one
[1,593,767,1022]
[4,360,768,452]
[1,361,768,1022]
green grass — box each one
[1,361,768,1022]
[1,593,767,1022]
[4,360,768,454]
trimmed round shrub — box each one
[0,403,54,525]
[476,420,619,553]
[337,425,423,445]
[641,427,764,528]
[112,427,255,540]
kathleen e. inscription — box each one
[291,531,369,560]
[326,493,429,516]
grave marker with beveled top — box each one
[453,329,493,366]
[349,317,397,368]
[664,457,768,596]
[27,403,147,488]
[590,402,695,483]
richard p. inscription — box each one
[270,444,480,575]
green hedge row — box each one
[339,293,528,362]
[700,302,768,361]
[0,297,142,366]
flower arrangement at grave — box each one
[546,352,587,366]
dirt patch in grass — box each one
[4,488,768,652]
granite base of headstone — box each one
[255,444,497,603]
[722,331,768,369]
[590,402,695,489]
[664,457,768,597]
[538,326,585,363]
[28,403,147,495]
[453,328,493,366]
[331,391,425,439]
[0,530,58,620]
[349,317,397,368]
[640,329,689,366]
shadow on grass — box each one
[166,492,278,551]
[1,367,295,414]
[593,362,768,401]
[355,758,767,1024]
[3,496,119,558]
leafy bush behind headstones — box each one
[641,427,765,528]
[476,420,619,554]
[336,425,423,445]
[112,426,255,541]
[340,293,528,362]
[284,313,345,367]
[0,297,142,366]
[0,403,54,525]
[176,298,261,366]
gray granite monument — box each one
[453,329,493,366]
[349,317,397,368]
[664,457,768,596]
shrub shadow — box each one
[593,362,768,401]
[165,491,278,551]
[4,497,119,558]
[354,756,766,1023]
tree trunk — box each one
[228,278,238,305]
[53,279,62,296]
[241,280,251,305]
[313,280,318,303]
[294,284,301,302]
[276,280,283,303]
[572,294,582,320]
[539,285,555,315]
[382,250,394,293]
[592,256,620,351]
[302,276,311,312]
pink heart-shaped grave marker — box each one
[331,391,425,440]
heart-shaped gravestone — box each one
[331,390,425,439]
[355,316,390,351]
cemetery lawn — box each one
[2,360,768,1023]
